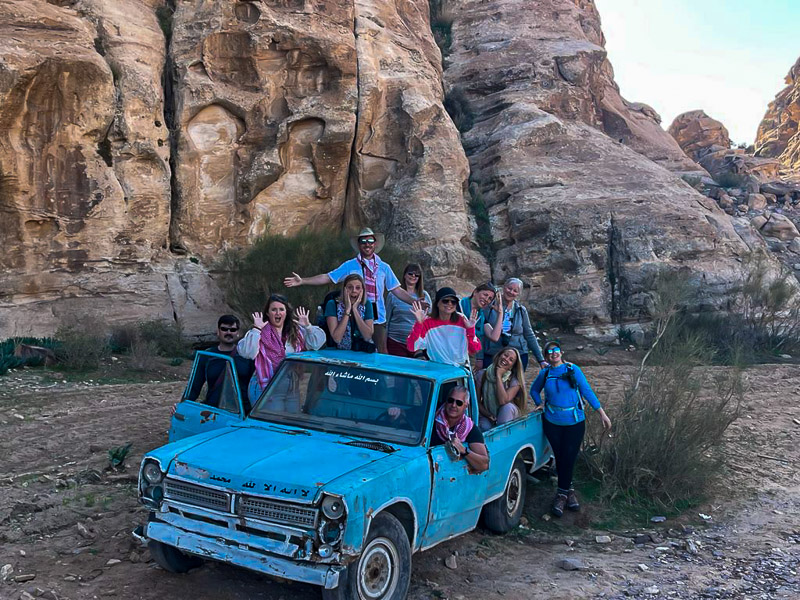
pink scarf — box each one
[434,404,474,443]
[255,325,305,388]
[357,254,378,303]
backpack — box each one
[543,362,584,409]
[317,290,341,348]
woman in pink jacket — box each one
[407,287,481,367]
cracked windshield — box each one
[249,360,433,445]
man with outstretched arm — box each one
[284,227,416,353]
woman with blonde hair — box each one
[324,273,375,351]
[476,347,528,431]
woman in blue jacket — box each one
[530,341,612,517]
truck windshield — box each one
[248,360,433,445]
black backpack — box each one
[317,290,341,348]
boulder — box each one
[748,194,768,211]
[667,110,731,162]
[755,55,800,174]
[761,213,800,241]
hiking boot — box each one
[566,489,580,512]
[552,493,567,517]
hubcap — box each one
[505,468,521,516]
[358,536,399,599]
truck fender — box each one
[362,498,419,553]
[484,445,536,505]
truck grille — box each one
[238,495,318,529]
[164,478,230,512]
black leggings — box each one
[542,419,585,492]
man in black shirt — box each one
[430,386,489,473]
[186,315,256,413]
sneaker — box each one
[552,493,567,517]
[566,489,580,512]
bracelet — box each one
[253,325,262,331]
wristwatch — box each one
[462,447,471,457]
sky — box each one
[594,0,800,145]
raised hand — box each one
[343,292,352,314]
[283,272,303,288]
[411,300,427,323]
[464,308,479,329]
[352,290,363,309]
[294,306,311,327]
[251,312,266,330]
[494,289,503,309]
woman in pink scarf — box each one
[238,294,325,403]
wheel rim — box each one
[358,536,399,599]
[505,468,522,516]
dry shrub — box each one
[128,337,159,372]
[55,320,111,371]
[583,273,744,510]
[137,320,188,358]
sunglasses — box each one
[546,347,561,354]
[358,238,376,245]
[219,326,239,333]
[446,397,465,407]
[440,298,458,306]
[406,272,420,277]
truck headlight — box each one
[143,461,164,485]
[321,494,345,520]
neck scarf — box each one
[254,324,305,388]
[434,404,474,443]
[481,364,511,417]
[357,254,379,303]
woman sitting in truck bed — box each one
[475,347,528,431]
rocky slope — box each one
[755,55,800,176]
[0,0,787,337]
[443,0,764,333]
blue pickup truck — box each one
[138,350,552,599]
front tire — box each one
[322,512,411,600]
[482,456,527,533]
[148,539,203,573]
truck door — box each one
[421,377,489,547]
[169,351,245,442]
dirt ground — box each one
[0,357,798,600]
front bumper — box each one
[146,520,344,589]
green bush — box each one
[109,324,139,353]
[137,320,188,358]
[582,273,743,511]
[429,0,453,58]
[55,323,111,371]
[444,87,474,133]
[0,337,58,375]
[217,229,410,323]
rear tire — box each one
[148,539,203,573]
[482,456,527,533]
[322,512,411,600]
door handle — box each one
[173,413,186,421]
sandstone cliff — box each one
[755,56,800,176]
[443,0,762,333]
[0,0,786,338]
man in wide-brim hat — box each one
[284,227,416,353]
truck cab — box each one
[139,351,551,599]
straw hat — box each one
[350,227,386,253]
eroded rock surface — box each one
[444,0,764,332]
[755,56,800,176]
[668,110,731,162]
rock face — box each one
[443,0,763,331]
[0,0,486,337]
[755,56,800,175]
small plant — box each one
[429,0,454,58]
[615,326,635,345]
[593,346,610,356]
[468,181,494,262]
[108,443,133,470]
[170,357,184,367]
[128,337,159,372]
[109,324,138,353]
[444,86,474,133]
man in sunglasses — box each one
[284,227,416,353]
[185,315,256,412]
[430,386,489,473]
